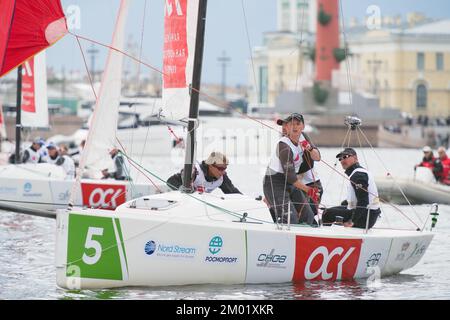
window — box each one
[416,84,427,109]
[417,52,424,70]
[436,53,444,71]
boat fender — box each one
[430,203,439,231]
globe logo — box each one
[145,240,156,255]
[24,182,32,193]
[209,236,223,255]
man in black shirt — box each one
[322,148,381,229]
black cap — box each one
[336,147,357,158]
[276,113,304,125]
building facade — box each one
[346,20,450,117]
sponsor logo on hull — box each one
[144,240,196,259]
[205,236,238,264]
[81,183,126,210]
[293,236,362,281]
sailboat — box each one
[53,0,435,289]
[0,0,167,212]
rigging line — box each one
[121,152,277,224]
[319,157,421,230]
[115,137,162,192]
[74,35,97,101]
[240,0,260,109]
[138,98,157,166]
[355,128,369,170]
[323,126,352,195]
[338,0,354,109]
[356,126,423,223]
[68,31,166,77]
[130,0,148,158]
[72,31,282,136]
[295,0,307,92]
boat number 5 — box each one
[82,227,104,265]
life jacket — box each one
[193,163,223,193]
[439,156,450,184]
[298,134,318,184]
[23,146,41,164]
[59,155,75,180]
[268,136,303,175]
[419,157,435,169]
[43,153,60,165]
[346,167,380,210]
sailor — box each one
[21,138,44,164]
[42,142,59,164]
[263,113,318,225]
[415,146,442,180]
[58,144,76,180]
[101,148,130,180]
[167,151,241,194]
[436,146,450,185]
[322,148,381,229]
[280,117,322,220]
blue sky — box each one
[47,0,450,86]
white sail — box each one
[81,0,130,172]
[21,51,49,128]
[162,0,200,121]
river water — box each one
[1,148,449,299]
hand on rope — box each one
[306,187,320,204]
[300,140,312,152]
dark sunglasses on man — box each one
[338,154,352,161]
[212,164,227,172]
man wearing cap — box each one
[415,146,442,180]
[322,148,381,229]
[280,115,323,217]
[41,143,75,179]
[102,148,130,181]
[167,151,241,194]
[21,138,44,164]
[263,113,318,225]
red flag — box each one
[0,0,67,77]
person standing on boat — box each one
[263,113,318,225]
[20,138,44,164]
[436,146,450,185]
[322,148,381,229]
[167,151,241,194]
[280,117,323,219]
[415,146,442,180]
[101,148,130,181]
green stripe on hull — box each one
[67,213,123,280]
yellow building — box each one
[343,19,450,117]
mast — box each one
[182,0,208,192]
[14,65,22,164]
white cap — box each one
[205,152,228,165]
[422,146,432,152]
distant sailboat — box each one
[0,0,167,212]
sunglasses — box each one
[338,154,352,161]
[212,164,227,172]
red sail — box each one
[0,0,67,77]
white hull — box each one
[55,191,433,289]
[0,163,168,211]
[376,167,450,205]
